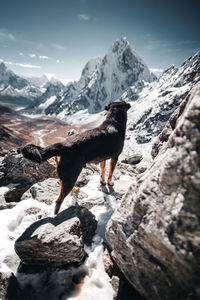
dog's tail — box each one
[21,143,63,164]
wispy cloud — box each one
[51,43,65,50]
[1,58,41,69]
[56,59,64,64]
[0,28,15,41]
[19,52,24,57]
[15,63,41,69]
[0,59,13,65]
[28,53,36,58]
[39,55,49,59]
[78,14,90,21]
[150,68,164,73]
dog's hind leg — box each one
[108,156,118,186]
[100,160,106,185]
[54,157,84,214]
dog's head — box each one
[105,101,131,111]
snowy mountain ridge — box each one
[123,49,200,159]
[25,37,156,117]
[0,62,43,108]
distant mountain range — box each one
[0,37,156,114]
[0,38,199,146]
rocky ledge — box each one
[15,205,97,266]
[106,83,200,299]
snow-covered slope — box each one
[24,74,49,88]
[0,62,42,108]
[123,49,200,158]
[28,38,155,118]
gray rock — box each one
[21,178,60,205]
[67,129,78,136]
[0,150,57,202]
[122,154,142,165]
[0,271,11,299]
[106,83,200,300]
[15,205,97,266]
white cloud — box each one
[39,55,49,59]
[150,68,164,77]
[0,58,41,69]
[1,60,13,65]
[28,53,36,58]
[78,14,90,21]
[15,63,41,69]
[19,52,24,57]
[150,68,164,73]
[0,29,15,41]
[56,59,64,64]
[51,43,65,50]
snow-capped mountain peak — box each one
[47,37,156,117]
[24,37,156,118]
[0,62,43,108]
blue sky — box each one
[0,0,200,83]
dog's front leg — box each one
[100,160,106,185]
[108,156,118,186]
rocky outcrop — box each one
[124,50,200,159]
[106,83,200,299]
[151,92,190,158]
[0,150,57,202]
[15,205,97,266]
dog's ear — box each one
[126,103,131,110]
[105,103,110,111]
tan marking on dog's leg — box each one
[108,157,118,186]
[55,156,61,165]
[100,160,106,185]
[72,186,80,193]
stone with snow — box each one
[15,205,97,266]
[106,83,200,300]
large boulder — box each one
[15,205,97,266]
[106,83,200,299]
[0,150,57,202]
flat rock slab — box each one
[21,178,60,205]
[15,205,97,266]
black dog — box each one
[21,100,131,214]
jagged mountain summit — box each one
[27,37,156,117]
[0,62,42,108]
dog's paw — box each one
[54,202,61,215]
[72,187,80,193]
[107,180,114,186]
[100,179,106,185]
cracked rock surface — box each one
[106,83,200,300]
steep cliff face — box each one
[106,83,200,299]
